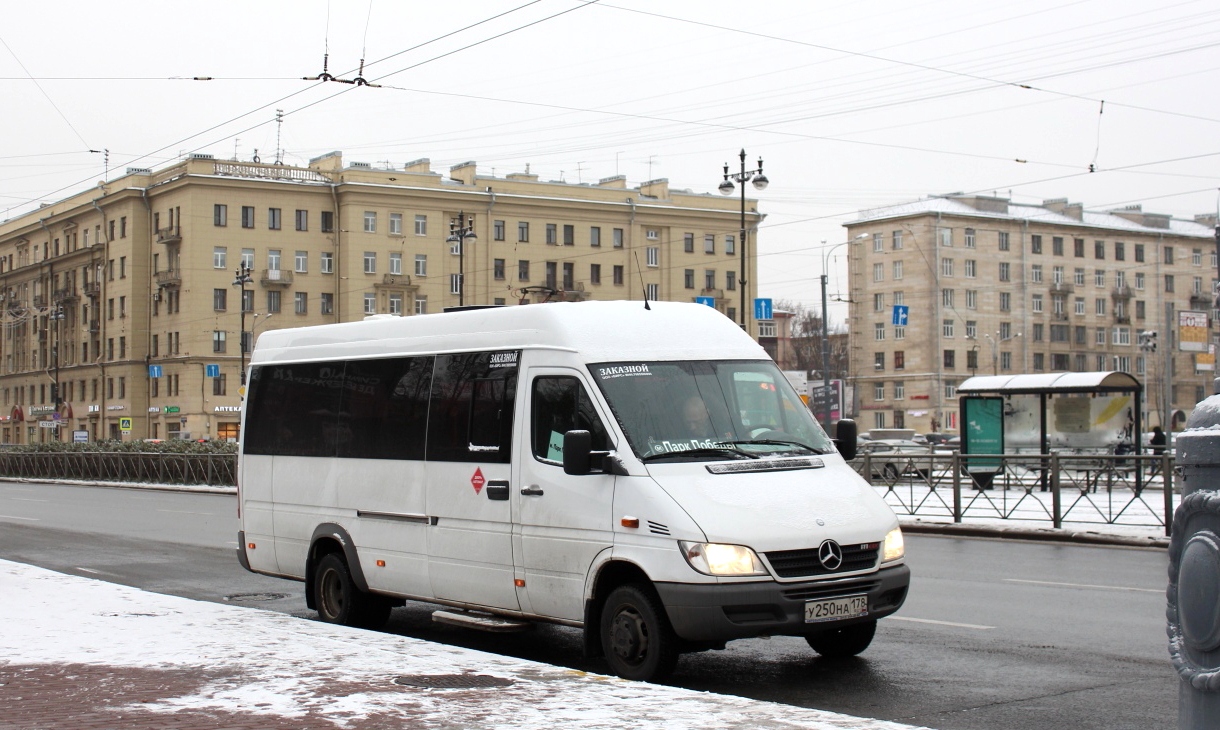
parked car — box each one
[924,433,955,446]
[857,439,943,479]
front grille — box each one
[765,543,879,579]
[781,578,880,602]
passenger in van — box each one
[684,396,717,440]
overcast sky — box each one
[3,0,1218,322]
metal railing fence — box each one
[0,451,236,487]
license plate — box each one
[804,594,868,623]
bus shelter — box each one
[956,371,1143,491]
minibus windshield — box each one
[590,360,835,461]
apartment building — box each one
[0,152,758,443]
[845,194,1218,434]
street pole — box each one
[233,266,252,385]
[718,150,768,331]
[820,270,831,427]
[447,212,477,307]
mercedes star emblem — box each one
[818,539,844,571]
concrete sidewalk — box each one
[0,560,923,730]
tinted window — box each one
[427,351,519,463]
[338,357,432,460]
[244,362,344,457]
[532,377,609,462]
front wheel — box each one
[313,553,392,630]
[600,584,679,682]
[806,619,876,658]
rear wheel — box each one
[313,553,391,630]
[806,619,876,658]
[882,463,900,480]
[600,584,679,682]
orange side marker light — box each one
[376,560,386,567]
[514,578,526,587]
[621,517,640,528]
[247,542,256,549]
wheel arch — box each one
[582,557,654,658]
[304,523,369,611]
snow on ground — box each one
[0,560,925,730]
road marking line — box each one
[0,514,39,521]
[77,568,100,574]
[11,497,48,502]
[1004,578,1162,594]
[156,509,214,516]
[887,616,995,630]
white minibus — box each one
[237,300,908,681]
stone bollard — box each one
[1168,395,1220,727]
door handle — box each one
[520,485,544,496]
[486,480,510,501]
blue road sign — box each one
[205,364,220,378]
[754,298,773,321]
[148,365,163,378]
[695,296,716,308]
[892,305,909,326]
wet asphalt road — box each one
[0,481,1176,729]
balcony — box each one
[155,269,182,288]
[54,286,78,304]
[1049,282,1074,295]
[1191,294,1213,310]
[1111,285,1133,300]
[260,269,293,287]
[83,281,101,298]
[32,295,46,308]
[1115,315,1132,325]
[560,281,590,302]
[376,273,413,289]
[1052,312,1069,321]
[88,320,100,334]
[155,226,182,244]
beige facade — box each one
[845,194,1218,434]
[0,153,759,443]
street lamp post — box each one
[718,150,768,330]
[447,212,478,307]
[819,235,866,427]
[232,266,252,385]
[50,305,64,440]
[983,331,1022,375]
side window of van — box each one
[427,351,519,463]
[244,362,344,457]
[532,376,609,463]
[338,356,433,460]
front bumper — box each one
[655,563,910,643]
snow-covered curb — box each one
[0,560,924,729]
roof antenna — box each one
[633,251,651,310]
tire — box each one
[806,619,877,658]
[883,463,900,480]
[600,584,680,682]
[313,553,391,630]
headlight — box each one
[679,541,767,576]
[883,527,905,562]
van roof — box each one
[250,300,768,364]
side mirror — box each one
[834,419,857,461]
[563,430,592,475]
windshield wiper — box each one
[641,446,757,462]
[717,439,826,454]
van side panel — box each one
[342,459,431,598]
[240,454,278,574]
[272,455,344,580]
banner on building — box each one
[1178,310,1209,352]
[1198,344,1216,372]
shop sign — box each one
[106,405,125,411]
[164,406,180,413]
[214,406,241,413]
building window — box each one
[1075,297,1086,315]
[412,215,426,236]
[1096,327,1106,345]
[874,293,885,312]
[1134,243,1145,262]
[874,352,885,370]
[894,326,905,339]
[613,265,624,285]
[965,260,976,278]
[725,235,734,254]
[704,269,716,290]
[267,290,281,313]
[1164,245,1174,265]
[726,271,736,290]
[415,296,428,314]
[1033,323,1044,341]
[295,251,308,273]
[874,263,884,282]
[590,263,600,284]
[943,319,954,337]
[494,259,505,280]
[321,251,333,274]
[875,323,886,341]
[998,231,1009,251]
[965,320,977,338]
[494,220,505,240]
[563,225,575,246]
[214,204,227,227]
[893,260,903,279]
[613,228,624,248]
[942,288,954,307]
[546,224,557,245]
[1001,352,1012,370]
[241,206,254,228]
[364,252,376,274]
[213,246,226,269]
[590,227,601,247]
[704,234,715,254]
[321,211,334,232]
[944,350,955,369]
[519,260,530,281]
[451,274,462,295]
[1031,264,1042,283]
[213,330,226,353]
[389,213,402,235]
[295,209,308,231]
[389,293,403,315]
[941,258,954,277]
[1000,292,1011,311]
[1095,298,1106,315]
[966,290,977,309]
[242,248,254,270]
[1033,353,1045,371]
[894,351,905,369]
[518,222,530,242]
[873,233,884,252]
[321,292,333,314]
[1032,294,1043,313]
[894,381,906,399]
[389,252,402,276]
[999,262,1010,282]
[242,289,254,312]
[1165,274,1176,293]
[646,283,659,300]
[892,230,903,249]
[1052,236,1064,256]
[966,349,978,371]
[684,269,695,289]
[1031,235,1042,254]
[364,211,376,233]
[294,292,307,314]
[268,208,281,230]
[213,374,227,397]
[213,288,226,311]
[938,228,952,247]
[364,293,376,314]
[646,247,659,267]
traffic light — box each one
[1139,330,1158,353]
